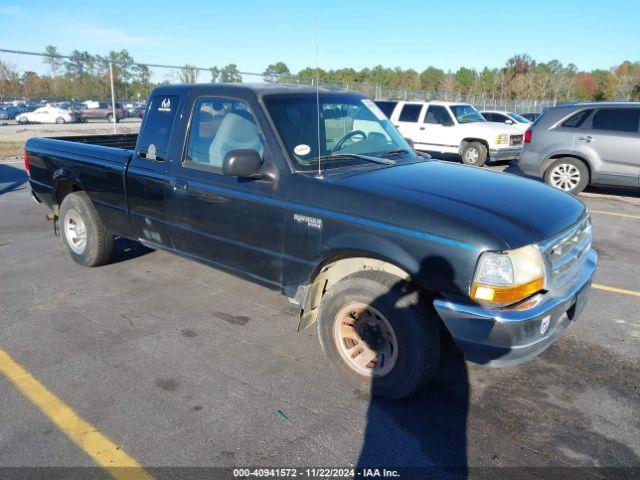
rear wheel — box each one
[106,113,113,123]
[317,271,440,399]
[17,115,28,124]
[59,192,114,267]
[544,157,589,195]
[461,141,487,167]
[55,117,65,124]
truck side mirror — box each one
[404,137,414,149]
[223,149,263,178]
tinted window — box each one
[185,97,263,168]
[592,108,640,133]
[137,95,180,160]
[399,104,422,122]
[482,112,493,121]
[494,114,510,123]
[374,101,398,119]
[424,105,453,125]
[562,109,593,128]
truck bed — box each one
[46,133,138,150]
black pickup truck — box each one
[26,84,597,398]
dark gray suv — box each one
[519,103,640,194]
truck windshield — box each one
[264,93,415,171]
[450,104,486,124]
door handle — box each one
[419,126,426,130]
[577,135,593,142]
[170,180,188,192]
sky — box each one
[1,0,639,76]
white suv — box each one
[376,100,524,167]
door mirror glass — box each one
[223,149,263,178]
[505,119,514,125]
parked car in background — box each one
[78,101,126,122]
[0,105,25,120]
[519,102,640,194]
[522,112,541,122]
[378,100,524,166]
[481,110,532,132]
[16,106,78,124]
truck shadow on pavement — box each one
[0,163,28,196]
[356,256,470,479]
[110,237,154,264]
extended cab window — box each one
[592,108,640,133]
[137,95,180,160]
[424,105,453,125]
[562,109,593,128]
[399,104,422,122]
[185,98,263,168]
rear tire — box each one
[55,117,65,124]
[461,141,487,167]
[59,192,114,267]
[544,157,589,195]
[317,271,440,399]
[106,113,113,123]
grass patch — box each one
[0,142,23,159]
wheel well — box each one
[297,255,437,330]
[544,154,592,180]
[460,138,489,153]
[54,179,82,208]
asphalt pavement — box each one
[0,159,638,479]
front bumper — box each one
[433,249,597,367]
[488,147,523,161]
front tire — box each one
[544,157,589,195]
[317,271,440,399]
[55,117,65,124]
[17,116,28,124]
[59,192,114,267]
[461,141,487,167]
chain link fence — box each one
[1,48,555,138]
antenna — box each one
[314,18,323,179]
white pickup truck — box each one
[375,100,525,167]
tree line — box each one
[1,47,639,103]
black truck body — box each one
[26,84,597,398]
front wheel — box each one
[17,116,28,124]
[55,117,65,124]
[317,271,440,399]
[460,141,487,167]
[544,157,589,195]
[59,192,114,267]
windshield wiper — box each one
[379,148,411,158]
[316,152,396,166]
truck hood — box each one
[333,161,586,249]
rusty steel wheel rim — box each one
[333,302,399,378]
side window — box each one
[562,109,593,128]
[374,101,398,119]
[137,95,181,161]
[592,108,640,133]
[424,105,453,125]
[399,104,422,122]
[482,113,493,121]
[496,114,509,123]
[185,97,264,168]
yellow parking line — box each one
[590,210,640,220]
[593,283,640,298]
[0,347,154,480]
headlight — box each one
[471,244,545,305]
[495,133,509,145]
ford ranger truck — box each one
[25,84,597,399]
[378,100,525,167]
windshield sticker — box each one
[147,144,157,160]
[158,97,171,112]
[294,144,311,156]
[362,99,386,120]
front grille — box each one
[542,216,592,286]
[510,134,524,146]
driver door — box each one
[165,96,286,286]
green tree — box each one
[220,64,242,83]
[263,62,291,82]
[419,66,444,92]
[179,64,199,83]
[43,45,63,77]
[210,66,220,82]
